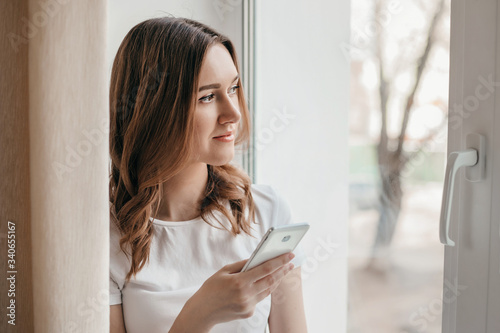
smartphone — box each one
[241,222,310,272]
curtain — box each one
[1,0,109,332]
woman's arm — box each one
[268,267,308,333]
[110,304,127,333]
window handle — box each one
[439,149,478,246]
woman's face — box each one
[192,43,241,166]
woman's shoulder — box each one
[250,183,288,207]
[250,183,274,198]
[250,183,293,227]
[249,183,280,208]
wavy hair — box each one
[109,17,255,282]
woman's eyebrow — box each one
[198,74,239,92]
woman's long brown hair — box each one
[109,17,255,282]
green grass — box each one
[349,144,445,183]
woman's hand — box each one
[170,252,295,332]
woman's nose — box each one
[218,94,241,124]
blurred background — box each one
[348,0,450,332]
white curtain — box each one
[1,0,109,331]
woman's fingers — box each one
[252,262,294,295]
[243,252,294,282]
[193,256,295,324]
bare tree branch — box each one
[405,108,448,165]
[375,0,389,151]
[391,30,426,79]
[396,0,446,154]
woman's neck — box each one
[153,163,208,222]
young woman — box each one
[108,17,307,333]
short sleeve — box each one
[270,186,307,268]
[109,275,123,305]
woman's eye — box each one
[199,93,215,103]
[199,85,239,103]
[229,85,240,94]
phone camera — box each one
[282,235,291,242]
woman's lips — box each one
[214,131,233,138]
[213,133,235,142]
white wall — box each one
[107,0,243,87]
[254,0,350,331]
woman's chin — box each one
[210,154,235,166]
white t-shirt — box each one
[109,183,305,333]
